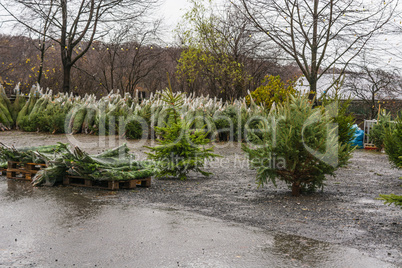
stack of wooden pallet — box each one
[4,161,151,190]
[6,161,47,181]
[0,167,6,176]
[63,175,151,190]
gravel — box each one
[1,131,401,266]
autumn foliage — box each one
[246,75,297,110]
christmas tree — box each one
[146,83,219,180]
[243,94,353,196]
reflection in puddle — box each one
[2,178,109,228]
[0,179,396,267]
[6,179,34,199]
[357,198,379,204]
[271,233,331,266]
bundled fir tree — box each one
[146,84,220,180]
[0,84,14,129]
[242,94,354,196]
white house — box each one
[296,74,402,101]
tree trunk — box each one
[308,78,317,101]
[37,44,45,84]
[309,0,319,104]
[292,181,301,197]
[38,62,43,85]
[371,92,376,119]
[62,65,71,93]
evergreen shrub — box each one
[242,94,354,196]
[146,86,220,180]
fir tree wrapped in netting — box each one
[146,85,220,180]
[242,95,354,196]
[32,143,154,186]
[0,84,15,129]
[0,142,67,164]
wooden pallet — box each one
[24,163,47,180]
[0,168,7,176]
[364,144,378,150]
[63,175,151,190]
[6,161,47,181]
[7,161,28,180]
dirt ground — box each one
[0,131,401,266]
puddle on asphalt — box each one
[0,178,396,267]
[4,180,34,199]
[357,198,381,204]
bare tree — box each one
[0,35,42,93]
[0,0,158,93]
[76,20,162,95]
[217,4,285,94]
[386,8,402,69]
[176,0,282,100]
[347,66,401,119]
[236,0,399,101]
[93,28,131,92]
[119,28,163,95]
[73,26,135,93]
[0,1,58,85]
[33,1,57,85]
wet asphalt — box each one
[0,179,396,268]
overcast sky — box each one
[1,0,401,71]
[160,0,192,27]
[0,0,193,43]
[156,0,193,43]
[159,0,401,70]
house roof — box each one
[296,74,402,100]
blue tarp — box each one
[350,124,364,149]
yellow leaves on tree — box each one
[246,75,296,109]
[176,47,251,98]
